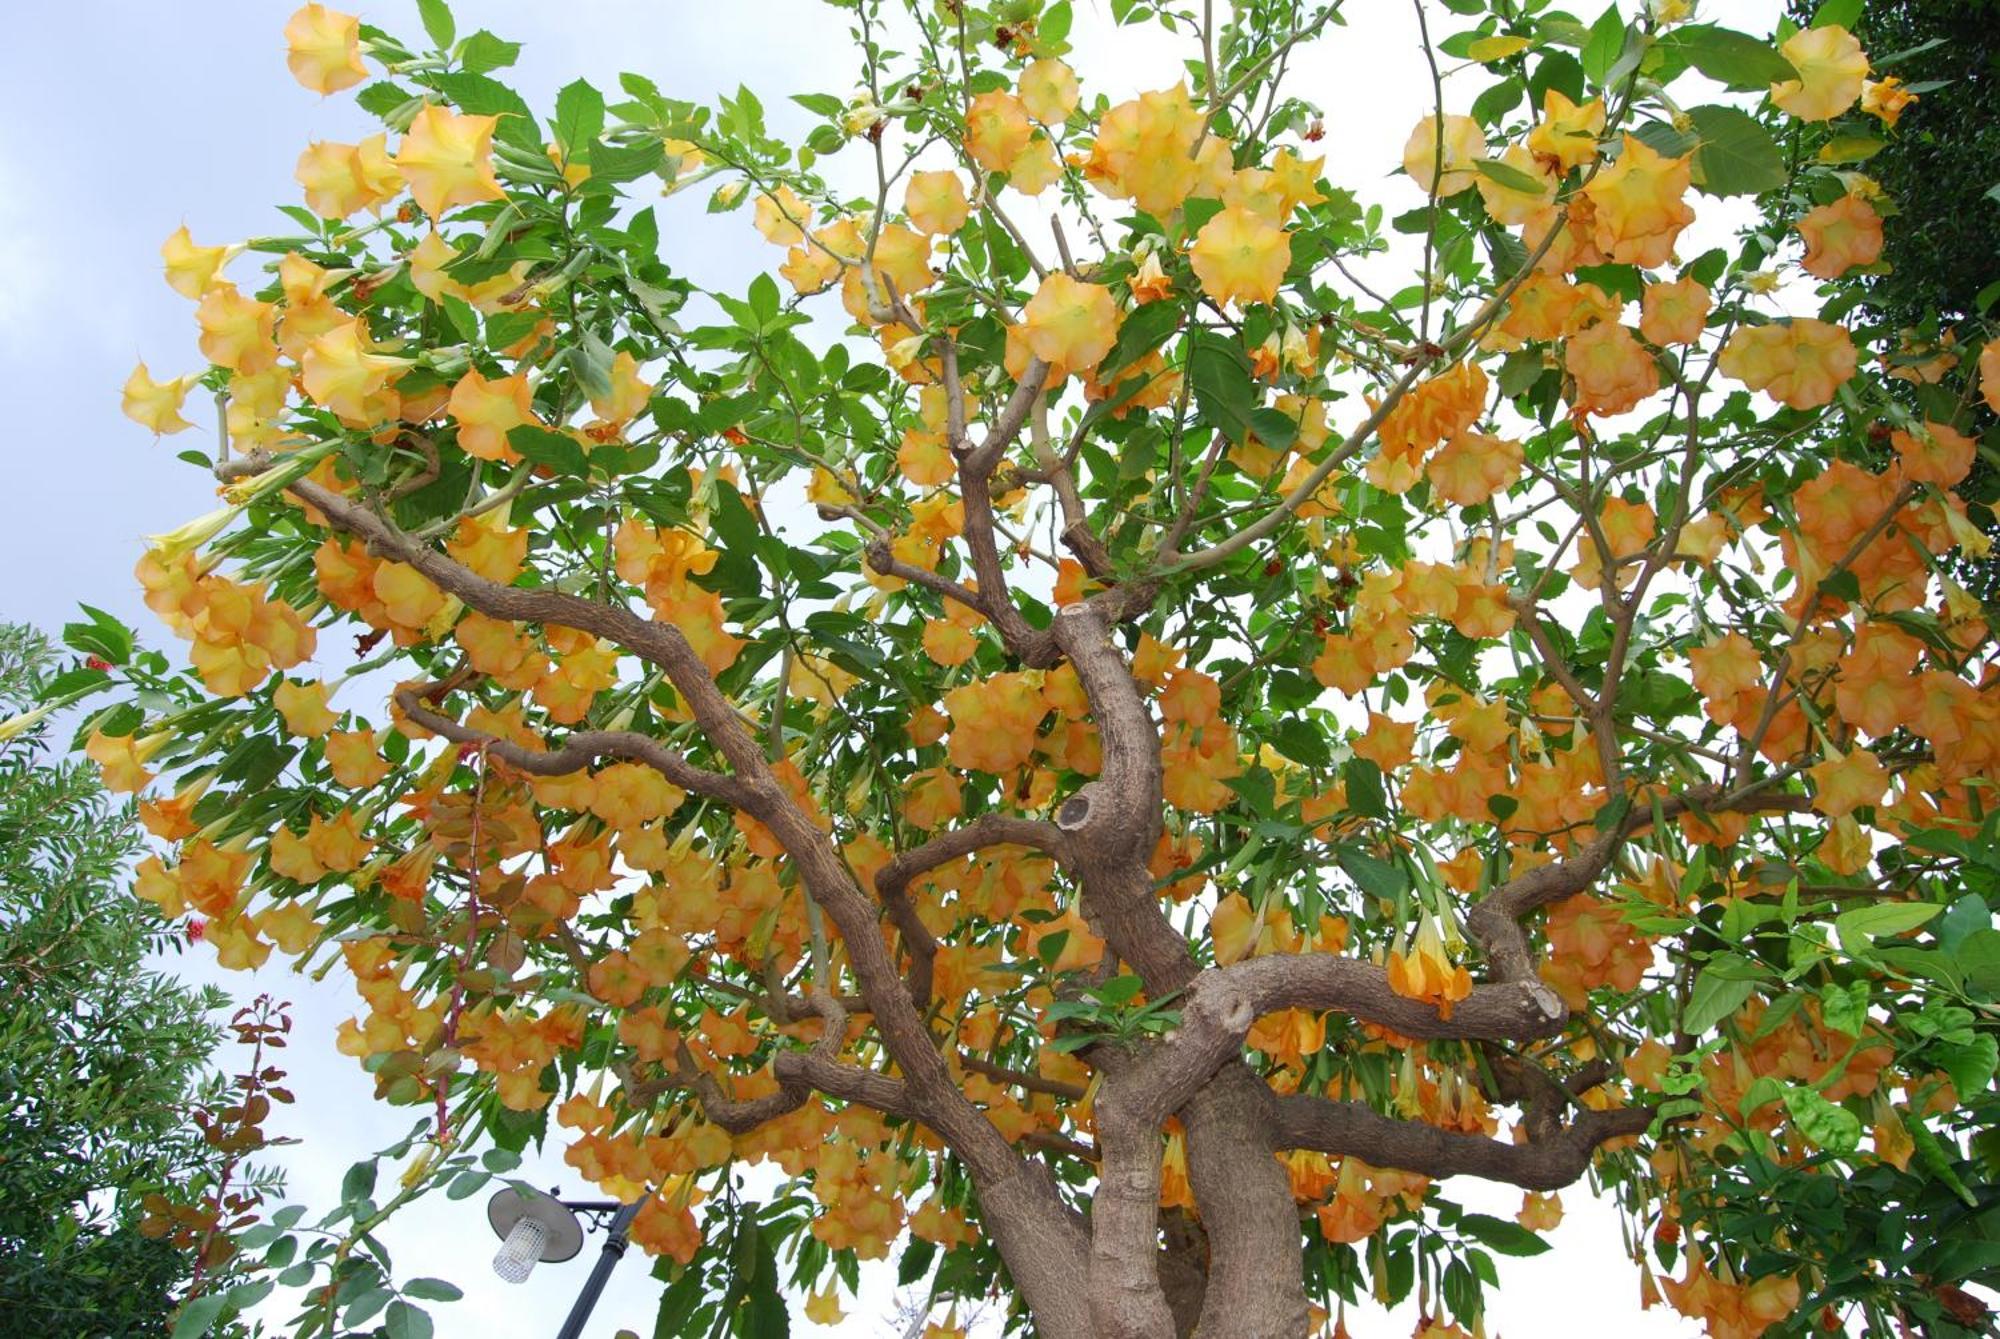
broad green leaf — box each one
[898,1236,937,1286]
[1686,104,1787,197]
[384,1301,435,1339]
[1836,901,1940,954]
[1580,5,1629,87]
[459,31,521,73]
[1267,718,1332,768]
[1783,1085,1861,1155]
[508,425,589,477]
[1683,962,1760,1034]
[171,1295,229,1339]
[416,0,455,50]
[1458,1212,1552,1257]
[554,79,607,153]
[1818,981,1869,1036]
[1934,1035,1998,1096]
[1100,300,1183,377]
[1661,25,1798,89]
[1341,758,1387,820]
[1336,845,1407,903]
[403,1278,463,1302]
[1188,332,1257,444]
[1818,135,1886,164]
[341,1159,378,1206]
[1958,929,2000,997]
[1474,157,1550,196]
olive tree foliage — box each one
[67,0,2000,1335]
[0,625,233,1337]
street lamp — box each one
[486,1184,644,1339]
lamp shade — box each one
[485,1184,586,1284]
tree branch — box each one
[877,814,1069,1009]
[1272,1092,1653,1191]
[392,681,752,809]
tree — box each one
[81,1,2000,1335]
[1780,0,2000,334]
[1768,0,2000,594]
[0,624,232,1336]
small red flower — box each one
[186,919,208,943]
[86,656,112,671]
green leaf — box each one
[439,292,480,344]
[459,31,521,73]
[62,605,135,664]
[790,92,846,117]
[1816,134,1886,164]
[384,1301,435,1339]
[1662,25,1798,89]
[430,72,537,149]
[1224,766,1277,818]
[402,1278,463,1302]
[1739,1073,1785,1119]
[1336,845,1408,904]
[1094,973,1146,1007]
[1041,0,1074,49]
[1474,157,1550,197]
[1472,76,1525,127]
[1683,962,1759,1034]
[1247,407,1299,453]
[171,1295,229,1339]
[653,1266,706,1337]
[1100,299,1183,377]
[508,425,588,476]
[741,1231,790,1337]
[1934,1035,1998,1096]
[1580,5,1629,88]
[748,272,782,327]
[1812,0,1864,29]
[356,80,417,118]
[416,0,455,50]
[1267,718,1331,768]
[588,138,666,184]
[1835,901,1940,954]
[1783,1085,1861,1155]
[1685,104,1787,197]
[1818,981,1869,1036]
[1341,758,1387,820]
[898,1236,937,1286]
[1187,332,1257,444]
[341,1159,378,1206]
[555,79,606,154]
[1958,928,2000,997]
[1458,1212,1552,1257]
[345,1288,395,1327]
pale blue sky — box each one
[0,1,1769,1334]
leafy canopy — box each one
[0,625,237,1337]
[58,0,2000,1334]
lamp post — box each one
[486,1184,644,1339]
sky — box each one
[0,0,1785,1335]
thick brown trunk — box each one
[978,1162,1098,1339]
[1182,1063,1309,1338]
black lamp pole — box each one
[554,1197,644,1339]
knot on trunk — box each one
[1057,785,1099,832]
